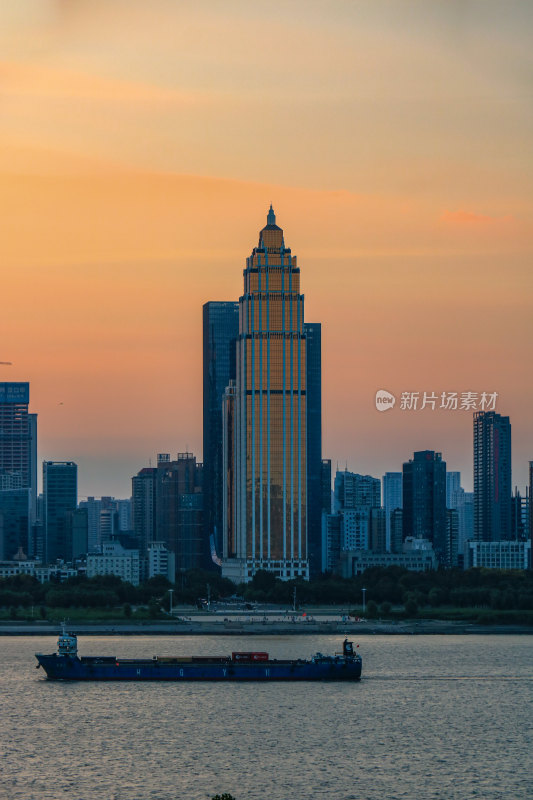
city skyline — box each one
[2,1,532,497]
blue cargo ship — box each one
[36,628,362,681]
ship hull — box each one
[36,654,362,681]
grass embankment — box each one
[349,605,533,626]
[0,607,168,623]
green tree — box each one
[404,598,418,617]
[379,601,392,616]
[366,600,378,618]
[123,603,132,618]
[148,599,160,619]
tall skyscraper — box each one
[0,382,37,521]
[473,411,512,541]
[382,472,402,552]
[43,461,77,563]
[203,301,239,560]
[402,450,447,564]
[222,207,309,582]
[304,322,322,576]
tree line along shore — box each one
[0,567,532,626]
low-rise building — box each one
[467,540,530,570]
[0,560,81,582]
[87,540,140,586]
[340,537,438,577]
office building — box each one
[203,301,239,560]
[0,488,30,560]
[402,450,447,564]
[382,472,402,551]
[473,412,512,541]
[222,207,310,583]
[305,322,322,576]
[43,461,77,563]
[0,382,37,522]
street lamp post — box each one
[362,588,366,615]
[169,589,174,616]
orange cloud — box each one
[0,60,204,107]
[440,209,514,226]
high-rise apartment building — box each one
[222,207,309,582]
[529,461,533,544]
[473,411,512,541]
[320,459,332,515]
[202,301,239,560]
[451,487,474,564]
[382,472,402,552]
[304,322,322,576]
[446,472,461,508]
[43,461,77,563]
[334,471,381,512]
[402,450,447,564]
[132,467,157,554]
[0,383,37,521]
[156,452,204,573]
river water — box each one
[1,634,531,800]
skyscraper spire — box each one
[267,204,276,226]
[222,209,309,583]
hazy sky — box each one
[1,0,532,498]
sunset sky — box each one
[2,0,532,498]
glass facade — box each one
[473,411,512,541]
[43,461,77,563]
[223,207,309,581]
[0,383,37,523]
[305,323,322,576]
[402,451,447,565]
[202,302,239,559]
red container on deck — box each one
[231,652,269,662]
